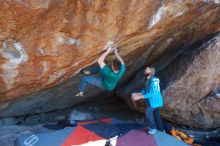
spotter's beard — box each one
[144,72,151,79]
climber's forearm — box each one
[98,50,111,68]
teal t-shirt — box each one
[100,64,126,91]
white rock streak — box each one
[148,6,167,29]
[203,0,220,4]
[1,40,29,89]
[148,3,188,29]
[48,69,67,84]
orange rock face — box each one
[0,0,220,118]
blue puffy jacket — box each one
[141,77,163,108]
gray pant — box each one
[145,107,163,131]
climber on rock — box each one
[76,43,125,97]
[131,67,164,135]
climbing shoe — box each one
[147,128,157,135]
[80,70,91,75]
[76,92,84,97]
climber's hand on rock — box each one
[106,46,113,53]
[104,40,114,50]
[107,44,117,52]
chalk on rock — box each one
[66,38,80,46]
[55,36,80,46]
[56,36,65,45]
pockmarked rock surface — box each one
[0,0,220,118]
[160,33,220,129]
[119,33,220,129]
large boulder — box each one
[0,0,220,118]
[119,33,220,128]
[160,33,220,129]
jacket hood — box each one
[150,67,155,77]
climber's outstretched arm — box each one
[114,49,124,65]
[98,47,112,69]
